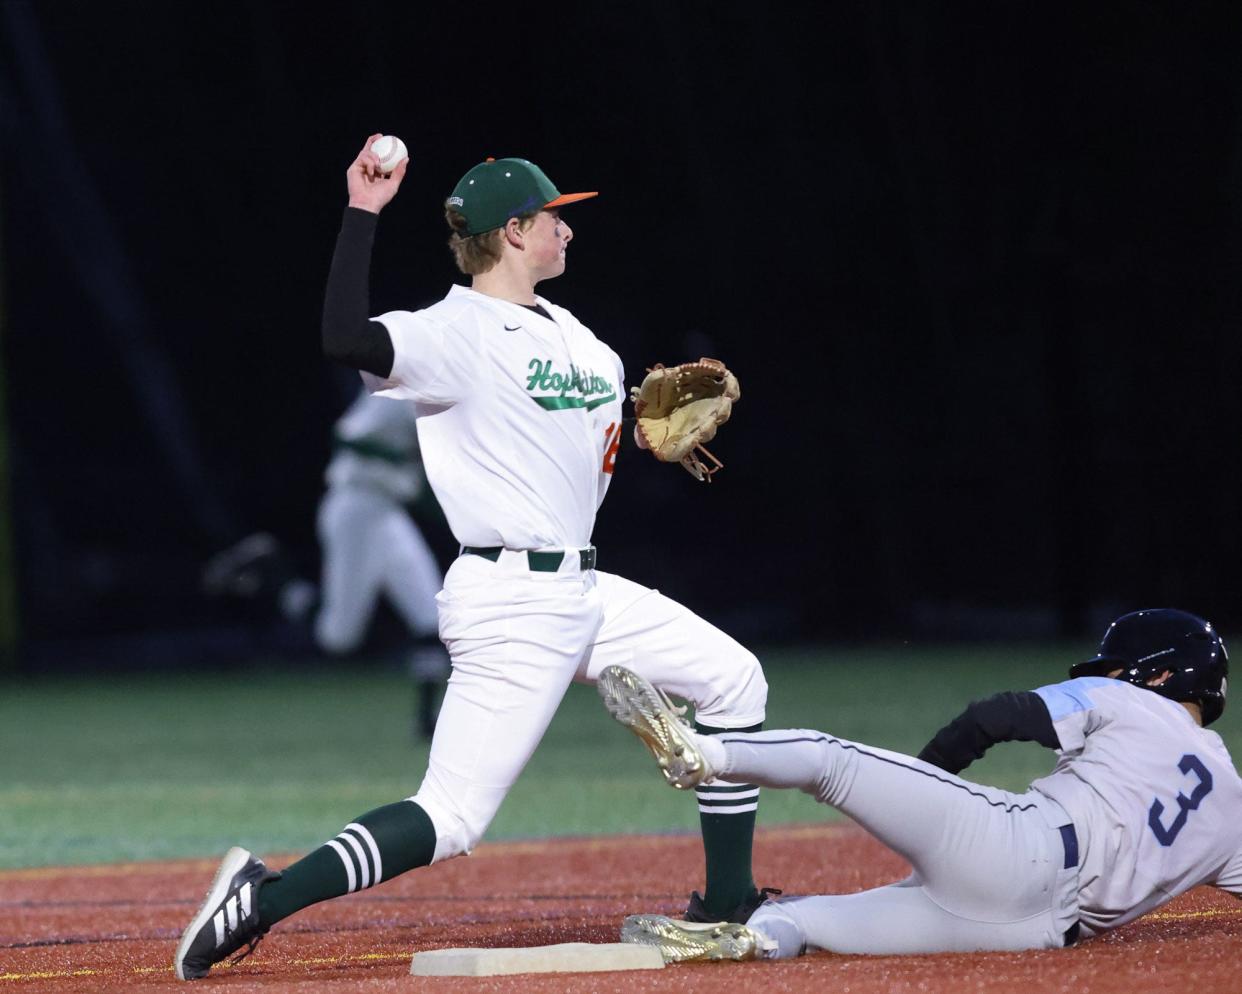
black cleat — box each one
[684,886,782,924]
[174,847,280,980]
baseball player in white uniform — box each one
[604,608,1242,962]
[173,137,768,980]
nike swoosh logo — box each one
[504,323,522,331]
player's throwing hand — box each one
[347,132,408,215]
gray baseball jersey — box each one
[713,677,1242,956]
[1031,676,1242,936]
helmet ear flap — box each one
[1068,658,1118,680]
[1202,675,1227,726]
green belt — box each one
[463,545,597,572]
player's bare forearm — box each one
[917,691,1059,774]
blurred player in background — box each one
[204,387,449,740]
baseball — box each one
[370,135,408,174]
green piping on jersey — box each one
[525,358,616,413]
[530,392,617,412]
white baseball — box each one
[370,135,408,174]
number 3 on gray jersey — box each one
[1148,754,1213,846]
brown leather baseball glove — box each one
[630,357,741,481]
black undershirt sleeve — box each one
[322,207,395,378]
[916,690,1060,775]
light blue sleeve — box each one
[1034,677,1113,721]
[1034,677,1115,752]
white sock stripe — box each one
[345,822,384,885]
[337,825,375,889]
[326,839,357,893]
[698,801,759,814]
[339,831,371,889]
[695,787,760,800]
[696,780,757,791]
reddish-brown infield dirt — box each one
[3,824,1238,993]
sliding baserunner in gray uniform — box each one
[600,608,1242,961]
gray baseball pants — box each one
[711,730,1080,955]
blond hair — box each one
[444,208,538,275]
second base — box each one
[410,941,665,976]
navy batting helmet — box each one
[1069,608,1228,726]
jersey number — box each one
[601,422,621,475]
[1148,753,1213,846]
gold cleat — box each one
[597,665,712,789]
[620,914,768,963]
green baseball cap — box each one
[445,157,598,236]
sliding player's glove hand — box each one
[630,358,740,481]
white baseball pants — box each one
[313,486,442,653]
[713,731,1080,955]
[409,550,768,862]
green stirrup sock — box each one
[258,800,436,927]
[695,720,762,917]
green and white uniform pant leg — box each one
[409,551,600,860]
[314,485,443,652]
[577,571,766,915]
[713,731,1079,955]
[410,556,767,883]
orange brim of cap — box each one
[544,191,599,208]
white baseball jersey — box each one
[1031,677,1242,935]
[341,283,764,868]
[364,285,625,549]
[326,389,424,503]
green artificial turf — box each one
[3,642,1229,868]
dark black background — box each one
[3,2,1240,666]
